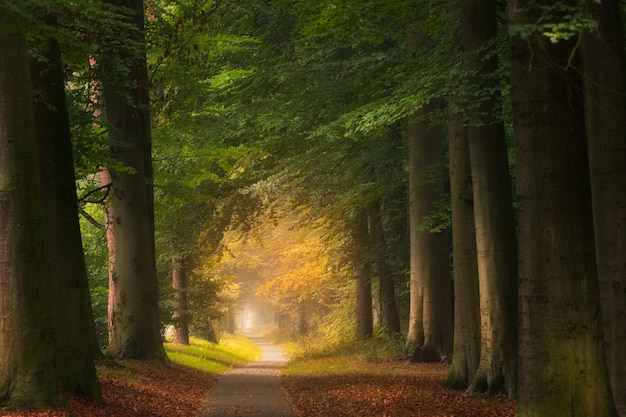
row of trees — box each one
[0,0,169,407]
[1,0,625,416]
[191,0,625,415]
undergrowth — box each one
[283,327,410,376]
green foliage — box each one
[358,327,408,362]
[79,205,110,344]
[509,0,599,43]
[78,0,508,356]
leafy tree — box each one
[100,0,168,363]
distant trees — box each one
[406,101,452,361]
[355,209,374,339]
[172,257,190,345]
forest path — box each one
[200,334,295,417]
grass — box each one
[282,353,441,377]
[281,329,424,377]
[164,333,262,373]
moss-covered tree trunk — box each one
[581,1,626,413]
[509,1,617,414]
[0,29,64,409]
[463,0,518,396]
[30,34,102,401]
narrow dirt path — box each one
[200,335,294,417]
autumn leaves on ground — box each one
[2,335,514,417]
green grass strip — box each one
[165,333,262,374]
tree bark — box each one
[581,1,626,414]
[30,34,102,401]
[509,1,617,414]
[0,30,64,408]
[101,169,116,345]
[172,256,190,345]
[368,199,401,334]
[103,0,168,364]
[354,209,373,339]
[445,89,481,388]
[407,102,453,361]
[463,0,518,396]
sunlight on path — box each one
[200,334,294,417]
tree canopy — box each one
[1,0,625,415]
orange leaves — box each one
[2,361,217,417]
[281,363,516,417]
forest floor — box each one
[1,360,515,417]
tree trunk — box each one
[226,306,235,334]
[463,0,518,396]
[297,300,308,336]
[509,2,617,414]
[0,30,64,408]
[355,209,373,339]
[581,1,626,414]
[368,199,401,334]
[103,0,168,364]
[101,169,116,345]
[445,89,481,388]
[172,256,190,345]
[407,102,453,361]
[30,34,102,401]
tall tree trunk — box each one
[509,2,617,414]
[368,199,401,334]
[103,0,168,364]
[581,1,626,414]
[30,34,102,401]
[0,30,64,408]
[354,209,373,339]
[172,256,190,345]
[407,102,453,361]
[463,0,518,395]
[445,89,481,388]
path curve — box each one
[200,335,295,417]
